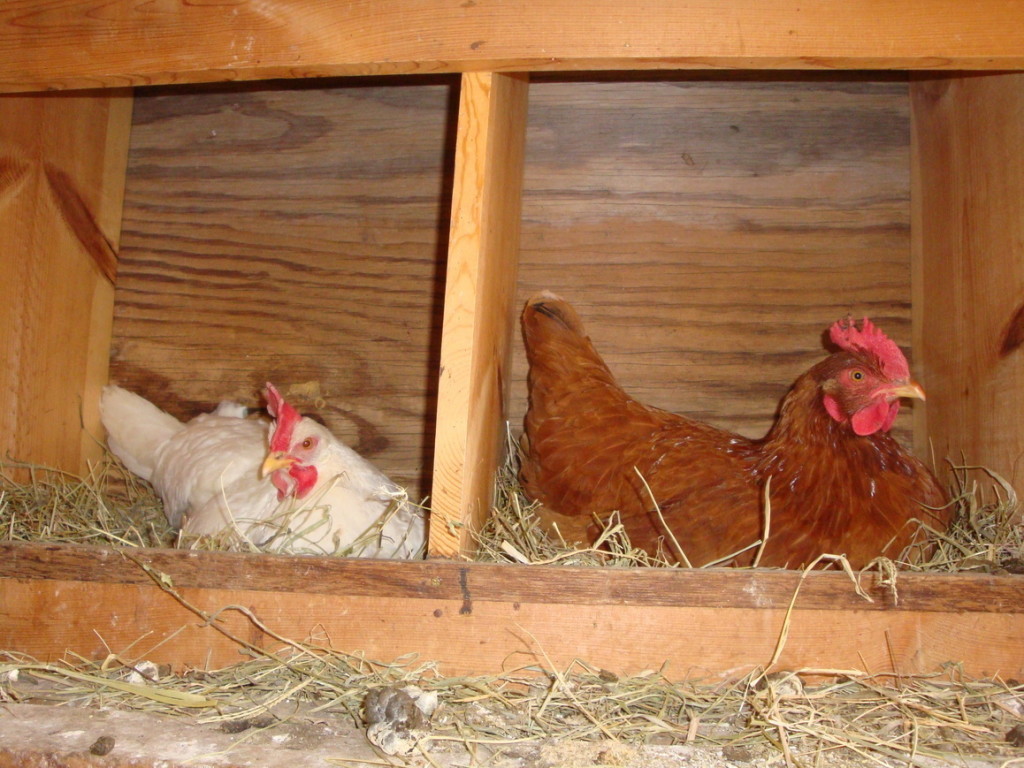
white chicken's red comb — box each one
[829,317,910,381]
[265,382,302,451]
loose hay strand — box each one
[0,454,1022,765]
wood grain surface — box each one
[2,1,1023,93]
[110,78,459,502]
[514,75,917,449]
[2,543,1021,679]
[431,73,528,555]
[912,73,1024,487]
[2,542,1020,614]
[0,90,132,475]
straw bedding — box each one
[0,455,1022,767]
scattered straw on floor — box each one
[1,455,1023,766]
[2,641,1022,766]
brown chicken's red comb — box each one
[265,382,302,451]
[829,317,910,381]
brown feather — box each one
[520,294,950,569]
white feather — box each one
[233,419,426,558]
[101,385,277,528]
[153,412,274,529]
[102,384,425,559]
[100,386,184,482]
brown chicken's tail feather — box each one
[522,292,619,392]
[524,292,586,334]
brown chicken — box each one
[520,293,950,568]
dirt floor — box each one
[1,702,1019,768]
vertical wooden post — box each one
[0,90,133,474]
[430,73,529,557]
[911,73,1024,487]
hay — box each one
[0,457,173,549]
[908,465,1024,574]
[474,452,1024,575]
[1,454,1023,765]
[3,446,1019,573]
[2,639,1022,766]
[0,457,427,559]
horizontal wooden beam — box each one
[2,542,1020,613]
[1,544,1021,680]
[2,1,1024,93]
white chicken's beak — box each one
[887,380,926,402]
[261,452,296,478]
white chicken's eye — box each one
[301,438,314,449]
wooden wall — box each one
[0,90,132,475]
[514,74,914,445]
[110,72,918,508]
[912,73,1024,489]
[110,78,458,501]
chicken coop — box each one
[1,0,1023,710]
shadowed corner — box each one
[999,301,1024,359]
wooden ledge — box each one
[0,541,1021,613]
[1,542,1021,680]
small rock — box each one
[363,686,434,756]
[124,660,160,685]
[403,685,439,718]
[221,720,252,734]
[220,714,275,734]
[89,735,115,756]
[366,720,426,756]
[994,692,1024,717]
[1007,724,1024,747]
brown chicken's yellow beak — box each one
[888,380,926,401]
[261,452,296,478]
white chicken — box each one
[251,383,426,559]
[99,383,426,559]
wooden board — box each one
[513,75,918,450]
[110,79,458,502]
[0,90,132,474]
[2,1,1024,94]
[1,543,1021,680]
[912,73,1024,489]
[431,73,528,556]
[110,74,925,536]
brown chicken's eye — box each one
[850,370,864,381]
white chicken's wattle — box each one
[99,384,425,559]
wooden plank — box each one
[911,73,1024,488]
[1,544,1021,679]
[0,90,132,474]
[514,76,919,449]
[431,73,528,556]
[2,1,1024,94]
[1,542,1020,613]
[110,80,456,503]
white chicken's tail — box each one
[100,385,185,482]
